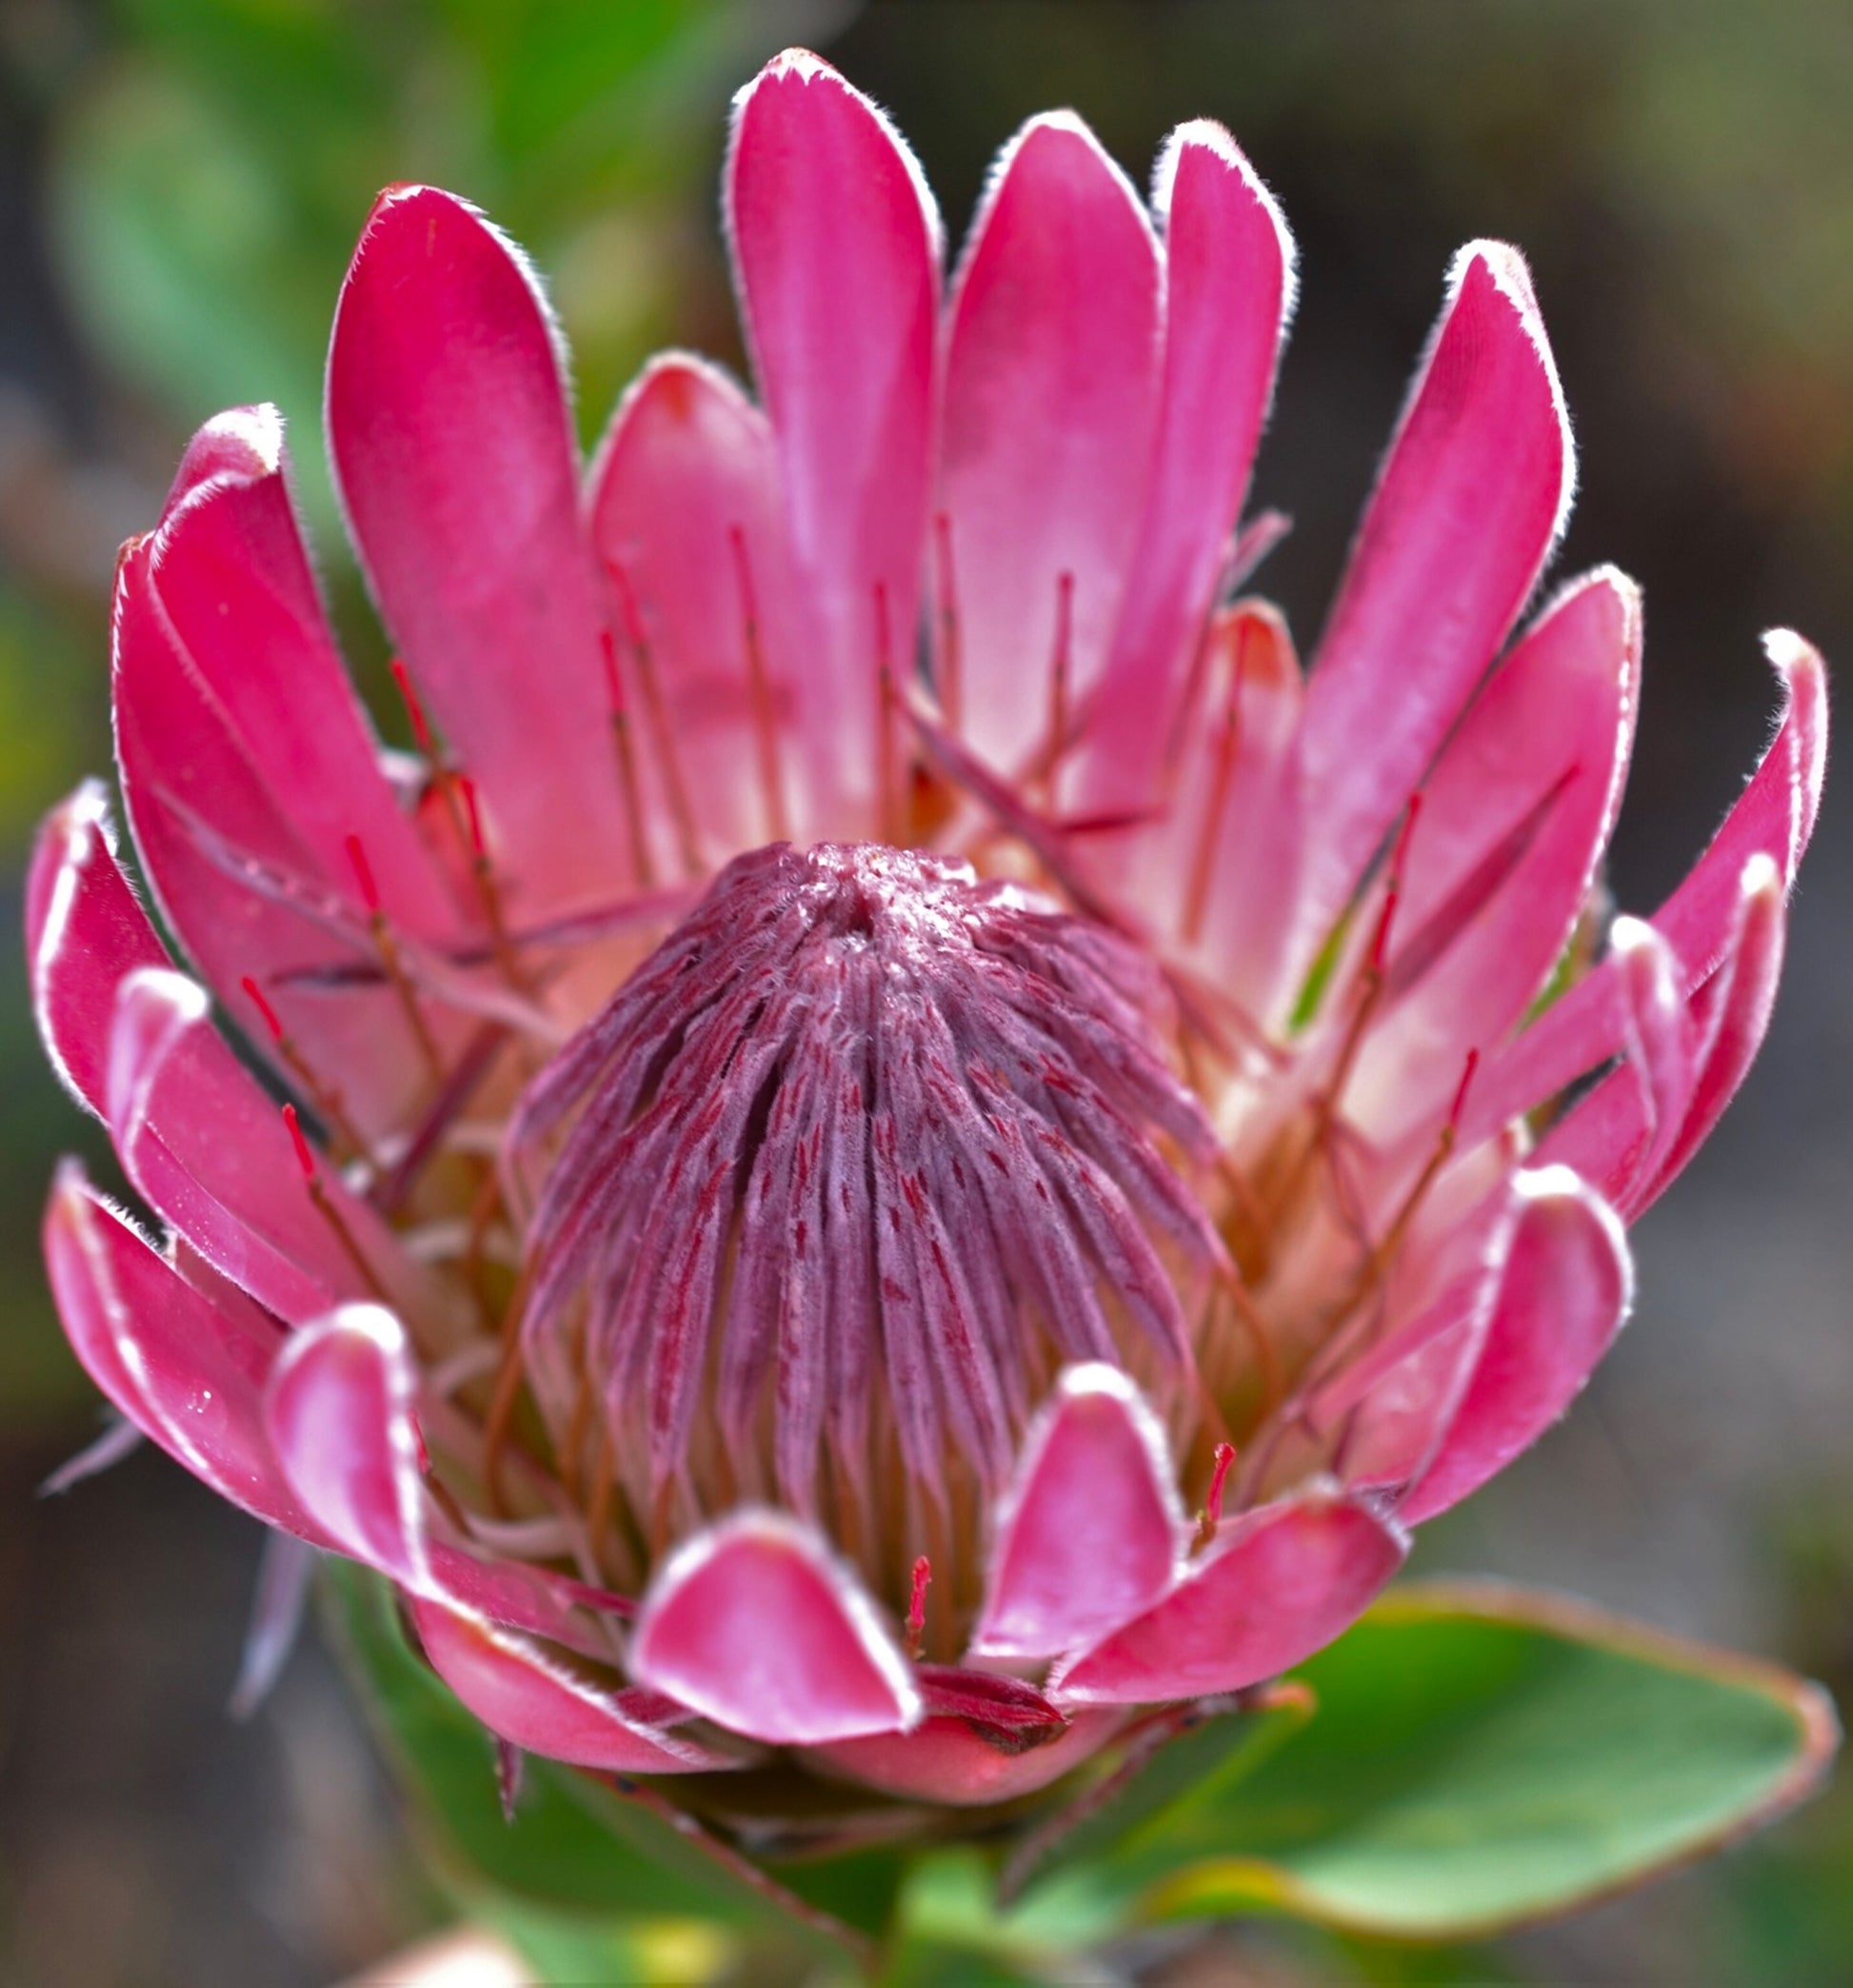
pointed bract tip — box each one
[160,404,287,524]
[1448,238,1576,529]
[291,1299,408,1364]
[1158,114,1245,174]
[369,181,447,217]
[1541,562,1641,629]
[1510,1166,1632,1291]
[1740,849,1782,900]
[117,964,211,1030]
[1514,1159,1599,1204]
[727,43,943,262]
[49,776,113,838]
[756,47,837,88]
[28,779,116,1020]
[1756,630,1828,877]
[1762,626,1825,679]
[1609,912,1665,959]
[1008,107,1147,203]
[105,969,213,1146]
[1023,107,1098,144]
[106,970,214,1142]
[951,104,1154,314]
[1583,560,1643,603]
[1451,237,1538,313]
[731,47,842,120]
[198,402,284,461]
[1151,117,1299,324]
[1053,1359,1146,1406]
[48,1153,89,1209]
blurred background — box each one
[1,1,1849,1981]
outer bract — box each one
[33,50,1826,1835]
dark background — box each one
[2,3,1849,1980]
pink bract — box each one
[32,49,1826,1819]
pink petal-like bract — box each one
[34,47,1825,1829]
[971,1362,1186,1660]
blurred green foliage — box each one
[49,0,834,532]
[0,588,90,856]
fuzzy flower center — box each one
[508,842,1224,1609]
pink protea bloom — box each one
[32,50,1826,1818]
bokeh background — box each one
[2,2,1849,1981]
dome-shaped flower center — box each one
[508,842,1224,1611]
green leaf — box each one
[1062,1580,1839,1940]
[318,1561,867,1969]
[999,1686,1316,1905]
[488,1900,737,1986]
[881,1849,1126,1987]
[50,62,349,538]
[768,1841,910,1943]
[46,0,807,483]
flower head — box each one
[32,50,1825,1819]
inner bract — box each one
[502,841,1226,1636]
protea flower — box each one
[31,48,1824,1829]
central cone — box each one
[510,843,1224,1603]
